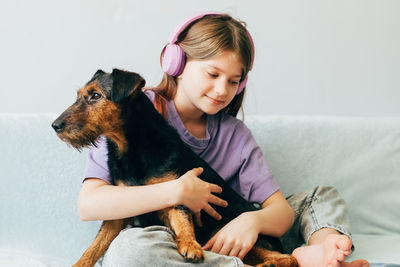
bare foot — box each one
[292,234,369,267]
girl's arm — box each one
[78,167,227,222]
[248,190,294,237]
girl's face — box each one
[175,50,243,116]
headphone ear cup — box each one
[236,75,247,95]
[161,44,186,76]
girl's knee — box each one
[103,228,147,264]
[287,186,342,213]
[102,226,176,266]
[312,186,345,204]
[313,185,339,196]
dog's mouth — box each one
[57,131,99,151]
[53,122,102,151]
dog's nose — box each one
[51,120,65,133]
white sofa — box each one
[1,114,399,266]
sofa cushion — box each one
[1,114,399,264]
[349,234,400,263]
[0,114,101,266]
[0,250,65,267]
[245,116,400,237]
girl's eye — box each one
[90,92,102,101]
[231,81,240,85]
[208,72,218,78]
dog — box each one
[51,69,298,267]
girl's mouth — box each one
[206,95,224,105]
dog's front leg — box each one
[160,207,205,263]
[73,219,128,267]
[146,174,204,262]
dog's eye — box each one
[90,92,102,101]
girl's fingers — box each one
[219,242,234,256]
[237,247,249,260]
[203,204,222,221]
[209,194,228,207]
[210,237,224,254]
[190,167,203,176]
[228,243,241,257]
[203,235,216,250]
[209,183,223,194]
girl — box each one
[80,12,369,267]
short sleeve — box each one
[238,126,280,204]
[84,136,111,184]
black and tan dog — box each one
[51,69,298,267]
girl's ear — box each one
[110,69,146,103]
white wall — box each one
[1,0,399,117]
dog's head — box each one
[51,69,145,150]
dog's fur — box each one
[52,69,298,267]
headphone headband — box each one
[167,11,223,44]
[161,11,255,95]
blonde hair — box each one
[152,14,254,118]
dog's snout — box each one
[52,120,66,133]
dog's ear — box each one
[94,69,105,77]
[110,69,146,103]
[87,69,106,84]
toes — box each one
[330,259,340,267]
[337,250,346,262]
[343,249,351,256]
[336,235,353,251]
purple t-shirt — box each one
[84,90,279,204]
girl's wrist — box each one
[169,178,183,206]
[242,211,262,234]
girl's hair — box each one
[152,14,254,118]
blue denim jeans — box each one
[100,186,351,266]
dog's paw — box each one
[256,254,298,267]
[177,239,205,263]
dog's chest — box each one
[106,139,185,186]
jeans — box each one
[101,186,351,267]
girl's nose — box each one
[214,80,228,96]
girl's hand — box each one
[202,212,259,260]
[176,167,228,226]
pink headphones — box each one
[161,11,255,95]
